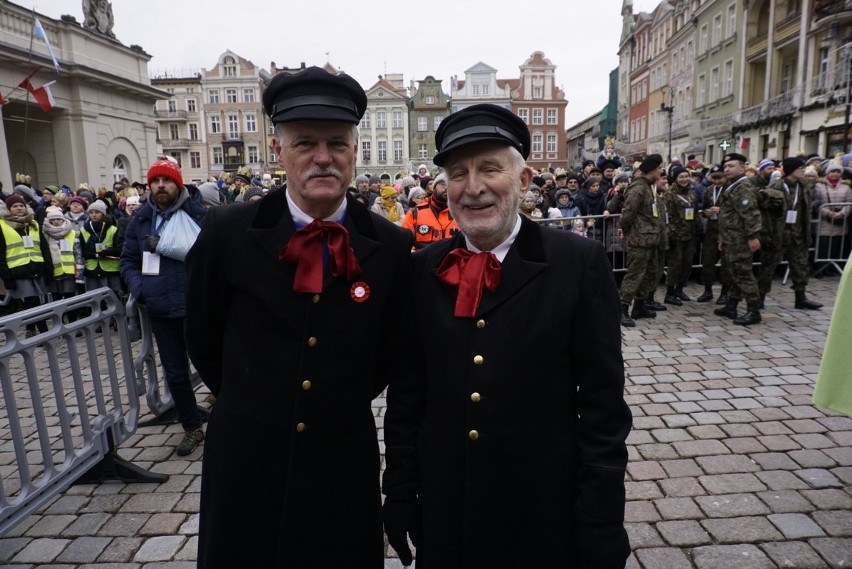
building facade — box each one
[407,76,450,174]
[512,52,568,171]
[450,62,514,112]
[0,2,163,190]
[566,111,604,165]
[150,74,209,183]
[357,74,409,177]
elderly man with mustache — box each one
[185,66,413,568]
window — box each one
[248,146,259,163]
[713,15,722,46]
[210,115,221,133]
[418,116,428,131]
[727,4,737,38]
[169,124,179,139]
[697,74,706,106]
[377,140,387,162]
[699,25,708,53]
[362,141,371,161]
[190,151,201,169]
[243,88,255,103]
[547,109,557,125]
[473,85,480,96]
[724,60,733,97]
[377,111,387,129]
[223,56,236,77]
[518,108,529,124]
[711,67,720,101]
[433,116,442,130]
[189,123,199,140]
[393,140,403,161]
[392,110,403,129]
[546,133,557,153]
[227,114,239,138]
[418,144,428,159]
[532,133,542,153]
[481,85,489,95]
[781,62,793,93]
[533,85,542,99]
[361,111,371,129]
[245,113,257,133]
[212,147,223,164]
[167,100,177,112]
[226,89,237,103]
[187,98,196,112]
[169,152,181,167]
[818,47,830,89]
[532,109,543,125]
[426,96,435,105]
[209,89,219,104]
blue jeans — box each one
[149,316,202,432]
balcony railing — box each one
[805,69,850,103]
[735,85,803,126]
[814,0,852,20]
[159,138,191,149]
[153,110,188,120]
[700,114,734,132]
[622,140,649,156]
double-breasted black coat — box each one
[383,216,632,568]
[185,190,412,569]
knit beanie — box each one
[355,175,369,186]
[243,186,265,202]
[781,157,806,175]
[69,195,89,209]
[146,158,184,188]
[87,200,108,214]
[758,158,775,172]
[5,194,26,209]
[368,176,381,185]
[45,206,65,221]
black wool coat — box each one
[185,190,412,569]
[383,216,632,568]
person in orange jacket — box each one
[401,172,460,249]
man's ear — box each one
[520,166,533,189]
[271,138,283,166]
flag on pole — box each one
[19,79,55,113]
[33,18,60,72]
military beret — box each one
[781,156,806,175]
[262,66,367,124]
[433,104,531,166]
[638,154,663,174]
[722,152,748,164]
[600,160,620,171]
[708,164,723,175]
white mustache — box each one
[303,168,341,182]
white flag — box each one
[33,18,60,72]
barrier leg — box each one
[75,432,168,484]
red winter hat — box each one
[146,158,184,188]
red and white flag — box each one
[19,78,55,113]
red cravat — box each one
[436,249,502,318]
[278,219,362,293]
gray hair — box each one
[274,122,359,144]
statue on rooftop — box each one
[82,0,115,38]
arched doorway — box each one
[113,155,128,183]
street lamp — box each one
[660,87,674,164]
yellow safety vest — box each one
[80,225,120,273]
[51,231,77,278]
[1,219,44,268]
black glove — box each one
[145,235,160,253]
[382,495,421,566]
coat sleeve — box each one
[569,241,632,568]
[120,216,144,302]
[184,208,227,396]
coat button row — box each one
[473,355,484,365]
[468,429,479,441]
[476,319,486,329]
[296,422,306,432]
[307,337,318,347]
[312,294,321,304]
[301,380,312,391]
[470,392,481,403]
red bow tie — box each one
[279,219,362,293]
[436,249,502,318]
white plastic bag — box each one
[155,209,200,261]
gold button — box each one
[468,429,479,441]
[301,380,312,391]
[312,294,321,304]
[296,422,306,432]
[470,392,481,403]
[473,355,484,365]
[476,319,486,329]
[308,337,318,347]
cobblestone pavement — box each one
[0,275,850,568]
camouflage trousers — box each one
[666,239,696,287]
[620,246,658,305]
[701,231,730,287]
[757,238,810,294]
[725,249,759,303]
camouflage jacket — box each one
[620,176,663,249]
[663,185,698,241]
[719,175,762,255]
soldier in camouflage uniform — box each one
[714,153,763,325]
[664,166,698,305]
[696,165,730,303]
[618,154,665,327]
[645,176,670,312]
[757,156,823,310]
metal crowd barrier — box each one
[0,288,166,538]
[812,202,852,277]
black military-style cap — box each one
[708,164,723,175]
[638,154,663,174]
[722,152,748,164]
[262,66,367,124]
[433,104,531,166]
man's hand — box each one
[748,237,761,252]
[382,495,421,566]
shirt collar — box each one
[285,190,347,226]
[464,214,522,263]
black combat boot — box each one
[714,297,739,319]
[696,285,713,303]
[716,286,729,305]
[675,284,691,301]
[733,301,762,325]
[620,303,635,327]
[794,291,823,310]
[631,299,657,319]
[664,287,682,306]
[645,293,667,311]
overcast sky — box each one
[19,0,661,127]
